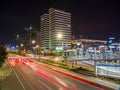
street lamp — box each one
[57,33,64,57]
[31,40,36,55]
[57,33,63,50]
[57,33,62,39]
[16,45,19,54]
[32,40,35,44]
[32,44,39,59]
[20,43,25,55]
[20,43,24,50]
[20,43,24,47]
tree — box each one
[0,46,8,67]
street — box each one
[1,58,104,90]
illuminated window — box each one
[41,18,44,21]
[67,24,70,27]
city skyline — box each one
[0,0,120,45]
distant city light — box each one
[21,44,24,47]
[56,46,63,51]
[11,46,15,49]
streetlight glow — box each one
[56,33,64,51]
[32,40,35,44]
[36,45,39,48]
[57,33,62,39]
[21,44,24,47]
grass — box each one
[37,59,94,74]
[0,62,11,80]
[37,59,69,69]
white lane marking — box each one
[54,76,67,87]
[11,67,26,90]
[38,80,52,90]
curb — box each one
[36,61,116,90]
[52,69,116,90]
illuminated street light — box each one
[16,45,18,48]
[32,40,35,44]
[57,33,63,50]
[57,33,64,57]
[31,40,36,55]
[57,33,62,39]
[21,43,24,47]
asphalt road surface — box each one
[1,58,105,90]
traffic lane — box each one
[1,65,24,90]
[14,63,59,90]
[7,59,104,90]
[18,62,83,90]
[28,62,104,90]
[7,58,58,90]
[14,62,103,90]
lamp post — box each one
[16,45,19,54]
[31,40,36,59]
[57,33,64,57]
[20,43,25,55]
[35,44,39,55]
[57,33,63,50]
[20,43,24,47]
[20,43,24,50]
[32,40,35,44]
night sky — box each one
[0,0,120,45]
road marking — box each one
[54,76,67,87]
[11,67,26,90]
[38,80,52,90]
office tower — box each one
[40,8,71,49]
[49,8,71,49]
[40,14,49,48]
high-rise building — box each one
[49,8,71,49]
[40,14,49,48]
[18,25,38,50]
[40,8,71,49]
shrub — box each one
[0,46,8,67]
